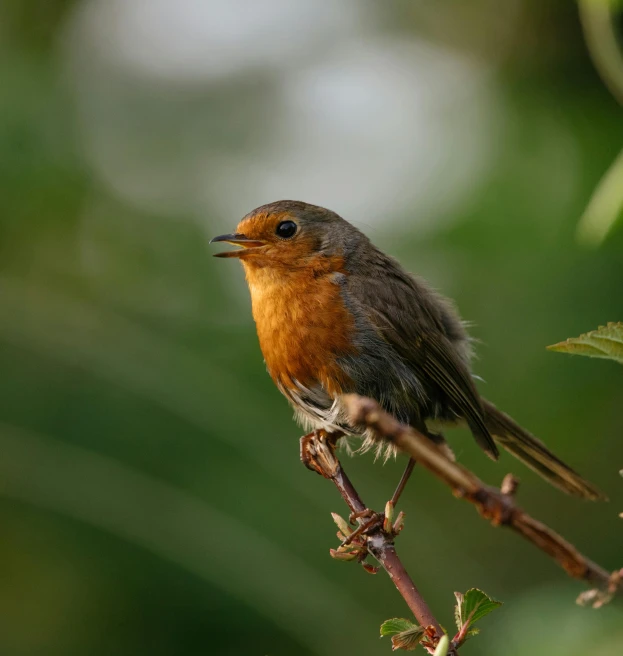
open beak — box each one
[210,233,266,258]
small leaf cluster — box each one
[380,588,502,652]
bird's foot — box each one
[329,502,405,574]
[344,509,383,545]
[300,429,341,478]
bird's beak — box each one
[210,233,266,258]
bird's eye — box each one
[275,220,297,239]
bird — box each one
[211,200,604,501]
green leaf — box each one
[380,618,418,637]
[455,588,503,631]
[380,619,425,651]
[547,323,623,364]
[390,627,426,651]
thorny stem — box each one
[343,394,622,606]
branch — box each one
[343,394,622,607]
[310,437,456,654]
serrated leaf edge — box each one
[457,588,503,629]
[380,618,418,637]
[547,322,623,364]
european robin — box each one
[211,200,604,500]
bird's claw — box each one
[349,508,377,524]
[330,504,405,574]
[300,430,340,478]
[342,511,383,546]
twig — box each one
[321,451,456,654]
[343,394,622,606]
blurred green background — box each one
[1,1,622,654]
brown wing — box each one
[346,257,499,459]
[414,332,498,458]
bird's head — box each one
[210,200,365,270]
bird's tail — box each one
[481,399,606,501]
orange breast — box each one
[242,256,357,397]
